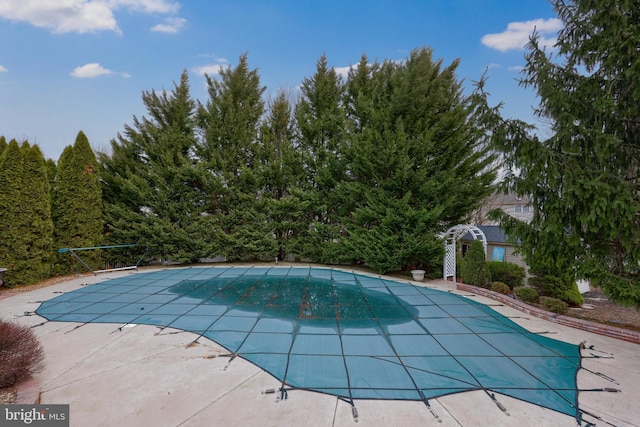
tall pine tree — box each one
[101,71,209,263]
[197,54,272,261]
[493,0,640,306]
[52,131,103,274]
[342,48,497,273]
[295,55,351,263]
[257,92,308,260]
[22,143,54,281]
[0,140,53,285]
[0,140,27,285]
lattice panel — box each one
[444,242,456,278]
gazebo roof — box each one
[461,225,508,244]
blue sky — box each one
[0,0,561,161]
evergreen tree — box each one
[101,71,209,263]
[0,140,53,285]
[0,136,6,156]
[0,141,27,285]
[197,54,272,260]
[257,92,308,260]
[52,131,103,274]
[461,240,490,287]
[21,143,54,281]
[343,48,497,272]
[295,55,351,263]
[493,0,640,305]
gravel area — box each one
[566,289,640,332]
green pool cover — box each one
[36,266,582,419]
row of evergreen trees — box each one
[101,48,498,273]
[0,133,102,286]
[0,47,499,286]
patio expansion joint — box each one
[175,369,262,426]
[433,398,464,427]
[579,402,635,427]
[330,396,340,426]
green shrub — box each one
[0,319,45,387]
[539,296,568,314]
[491,281,511,294]
[486,261,525,289]
[559,281,585,306]
[514,286,539,303]
[461,241,490,287]
[528,274,584,306]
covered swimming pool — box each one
[36,266,582,420]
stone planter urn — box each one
[411,269,425,282]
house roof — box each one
[488,192,531,206]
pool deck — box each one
[1,266,639,427]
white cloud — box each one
[192,64,226,76]
[70,63,130,78]
[151,17,186,33]
[0,0,119,33]
[333,66,352,79]
[0,0,181,34]
[0,65,7,72]
[508,65,525,72]
[71,63,112,78]
[481,18,562,52]
[332,59,403,80]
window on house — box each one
[515,204,522,213]
[522,205,530,213]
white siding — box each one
[577,279,591,294]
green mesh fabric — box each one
[36,266,581,418]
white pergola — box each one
[442,225,487,282]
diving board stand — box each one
[58,244,149,275]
